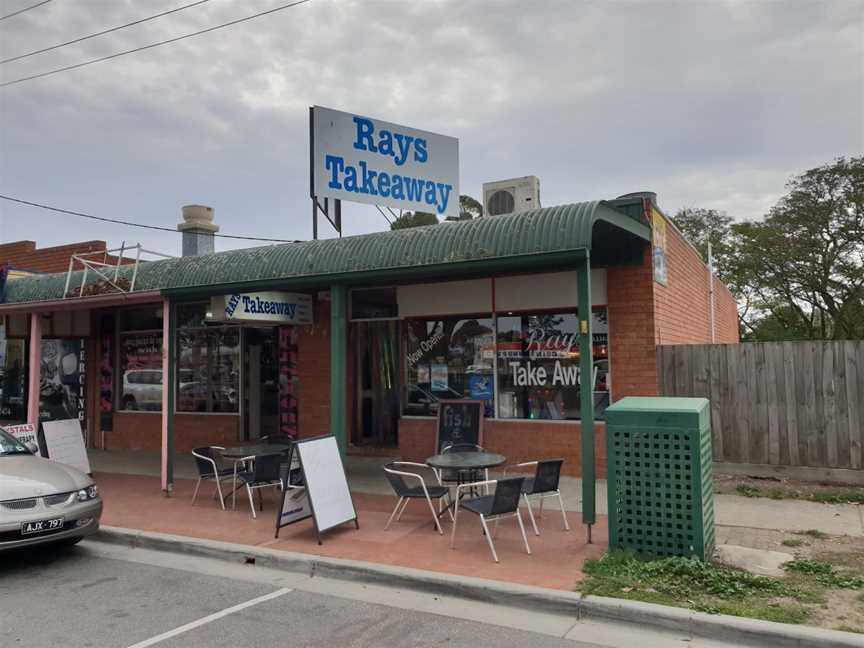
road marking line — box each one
[126,587,292,648]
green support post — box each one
[166,300,176,491]
[577,254,596,540]
[330,284,348,458]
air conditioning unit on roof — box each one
[482,176,541,216]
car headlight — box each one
[77,484,99,502]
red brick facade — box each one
[106,412,238,453]
[1,240,131,274]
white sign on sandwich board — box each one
[42,419,91,475]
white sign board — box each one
[295,435,356,533]
[312,105,459,218]
[211,291,313,325]
[1,423,41,455]
[42,419,91,475]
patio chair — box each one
[383,462,453,534]
[450,476,531,563]
[262,433,293,445]
[191,446,233,510]
[503,459,569,535]
[235,452,284,519]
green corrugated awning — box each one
[2,201,649,305]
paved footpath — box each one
[2,540,745,648]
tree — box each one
[733,156,864,340]
[389,210,438,230]
[446,195,483,222]
[671,207,734,277]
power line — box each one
[0,0,312,88]
[1,0,212,65]
[0,0,52,22]
[0,194,301,243]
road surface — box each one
[1,539,742,648]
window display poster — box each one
[1,423,41,455]
[431,364,448,391]
[468,374,493,400]
[278,326,299,438]
[416,364,430,384]
[100,327,113,430]
[40,339,87,432]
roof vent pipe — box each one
[177,205,218,256]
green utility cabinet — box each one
[605,397,714,560]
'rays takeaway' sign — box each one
[311,106,459,219]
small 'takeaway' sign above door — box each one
[210,291,313,325]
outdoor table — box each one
[426,452,507,511]
[220,444,291,510]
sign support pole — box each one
[330,285,348,458]
[577,253,596,541]
[26,313,42,427]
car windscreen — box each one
[0,428,30,455]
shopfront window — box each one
[176,302,240,413]
[119,332,163,411]
[403,316,495,417]
[496,309,609,420]
[0,337,26,422]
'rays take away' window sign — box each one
[311,106,460,219]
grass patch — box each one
[836,625,864,634]
[809,491,864,505]
[581,552,809,624]
[736,483,761,497]
[580,552,864,628]
[793,529,830,540]
[784,560,864,589]
[782,538,805,548]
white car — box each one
[0,428,102,552]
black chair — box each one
[191,446,233,510]
[504,459,569,535]
[262,433,293,445]
[383,462,452,534]
[450,476,531,563]
[236,453,284,518]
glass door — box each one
[352,321,399,447]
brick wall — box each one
[399,417,607,478]
[607,245,659,398]
[296,299,332,440]
[0,240,133,274]
[653,220,739,345]
[106,412,238,452]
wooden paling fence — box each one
[657,342,864,471]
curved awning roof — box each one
[2,201,649,306]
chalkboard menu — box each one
[436,399,484,451]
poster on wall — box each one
[1,423,41,455]
[99,322,113,430]
[430,364,448,391]
[278,326,299,438]
[652,208,668,286]
[39,339,87,435]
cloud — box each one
[0,0,861,254]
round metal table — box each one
[425,451,506,474]
[220,444,291,510]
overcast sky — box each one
[0,0,862,256]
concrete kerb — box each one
[93,527,864,648]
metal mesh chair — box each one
[383,462,452,534]
[450,476,531,562]
[235,453,284,518]
[504,458,569,535]
[191,446,232,510]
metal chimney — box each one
[178,205,218,256]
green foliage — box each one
[782,538,805,548]
[735,483,761,497]
[809,490,864,505]
[784,560,864,589]
[390,194,483,229]
[389,210,438,230]
[793,529,830,539]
